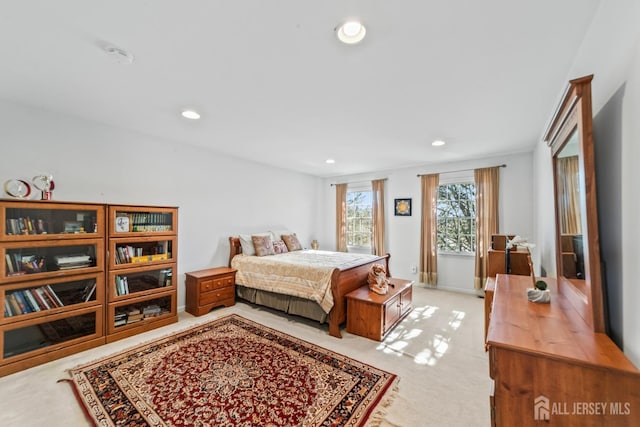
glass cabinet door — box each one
[108,206,177,236]
[108,264,175,301]
[1,202,104,241]
[1,239,104,283]
[2,273,103,323]
[2,306,102,362]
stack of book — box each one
[126,308,144,324]
[142,304,162,318]
[114,312,127,327]
[55,254,92,270]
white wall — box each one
[0,101,321,310]
[533,0,640,365]
[321,152,534,294]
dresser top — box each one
[487,274,638,374]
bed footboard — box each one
[328,253,390,338]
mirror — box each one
[544,75,605,332]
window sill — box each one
[438,251,476,258]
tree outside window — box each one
[346,190,372,248]
[437,183,476,253]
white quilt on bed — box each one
[231,250,380,313]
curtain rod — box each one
[416,164,506,177]
[330,178,388,187]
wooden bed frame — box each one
[228,237,390,338]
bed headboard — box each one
[229,237,242,266]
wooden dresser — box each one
[185,267,236,316]
[345,278,412,341]
[486,274,640,426]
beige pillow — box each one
[252,234,275,256]
[239,232,269,256]
[282,233,303,251]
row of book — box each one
[5,217,47,235]
[114,304,164,327]
[3,282,95,317]
[114,244,168,264]
[114,276,130,296]
[126,213,173,232]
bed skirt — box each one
[236,285,328,323]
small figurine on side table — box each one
[368,263,389,295]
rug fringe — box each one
[363,377,400,427]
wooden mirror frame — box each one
[543,74,605,332]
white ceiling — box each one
[0,1,601,177]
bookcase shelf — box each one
[106,205,178,343]
[0,200,106,376]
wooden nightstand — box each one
[185,267,236,316]
[346,278,413,341]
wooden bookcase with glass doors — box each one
[105,205,178,343]
[0,200,106,377]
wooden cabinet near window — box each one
[346,278,413,341]
[105,205,178,343]
[0,200,105,377]
[185,267,236,316]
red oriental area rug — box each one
[66,314,397,426]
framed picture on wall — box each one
[394,198,412,216]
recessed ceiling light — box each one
[181,109,201,120]
[335,21,366,44]
[326,159,336,164]
[432,140,446,146]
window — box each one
[346,190,372,248]
[437,183,476,253]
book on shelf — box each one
[37,287,57,309]
[46,285,64,306]
[114,312,128,326]
[6,294,21,316]
[31,287,50,310]
[115,276,129,296]
[12,292,31,314]
[4,298,12,317]
[82,282,97,302]
[22,290,42,312]
[5,254,15,274]
[142,304,161,317]
[55,254,91,270]
[33,288,52,309]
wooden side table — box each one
[185,267,236,316]
[346,278,413,341]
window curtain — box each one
[335,183,348,252]
[371,179,386,255]
[474,167,500,290]
[419,174,439,285]
[557,156,582,235]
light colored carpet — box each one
[0,286,490,426]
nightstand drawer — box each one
[200,274,234,292]
[200,287,235,305]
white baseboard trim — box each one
[416,282,483,296]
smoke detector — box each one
[101,43,135,64]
